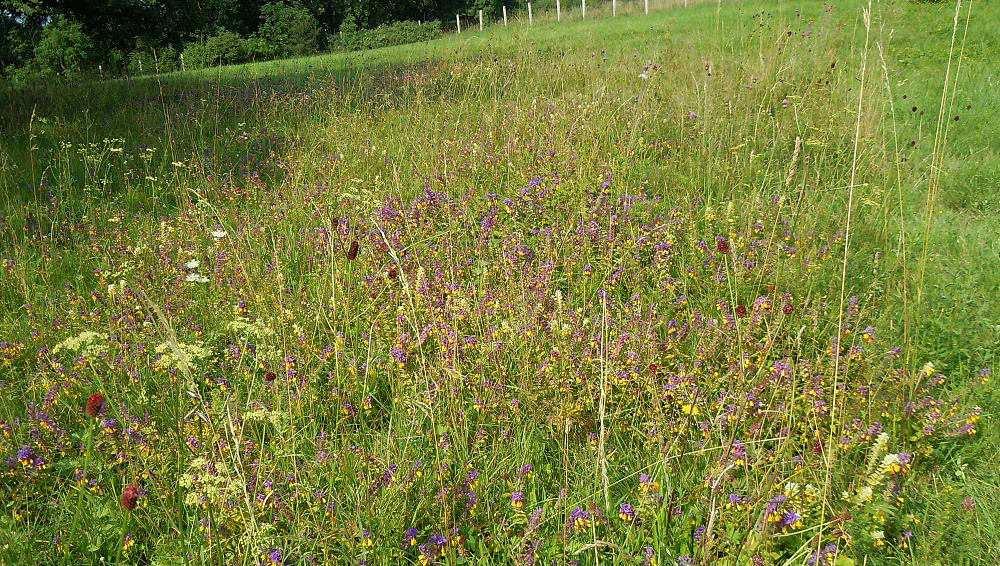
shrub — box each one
[256,2,323,57]
[32,16,93,78]
[341,20,441,52]
[128,46,178,75]
[243,36,277,62]
[181,31,247,69]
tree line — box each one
[1,1,555,84]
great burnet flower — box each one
[85,392,106,417]
[121,483,142,510]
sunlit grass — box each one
[0,0,996,563]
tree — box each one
[32,15,94,78]
[257,2,323,57]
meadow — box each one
[0,0,997,563]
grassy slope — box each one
[0,0,997,563]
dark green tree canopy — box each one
[1,0,534,83]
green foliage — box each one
[341,20,441,52]
[256,2,324,57]
[127,46,179,75]
[30,16,94,79]
[181,31,248,69]
[0,1,996,563]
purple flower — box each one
[265,548,282,564]
[390,347,408,365]
[779,510,802,528]
[618,502,636,522]
[403,527,418,547]
[569,507,592,531]
[511,491,526,509]
[765,494,787,516]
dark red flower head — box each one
[85,393,106,417]
[121,483,141,510]
[264,370,277,383]
[735,304,748,318]
[346,239,360,260]
[716,236,731,255]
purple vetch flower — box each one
[465,469,479,487]
[403,527,419,547]
[519,463,533,477]
[418,533,447,561]
[265,548,282,565]
[693,524,707,542]
[765,494,787,517]
[807,543,839,565]
[390,346,408,365]
[480,207,498,233]
[779,510,802,529]
[730,439,747,463]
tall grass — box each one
[0,0,996,563]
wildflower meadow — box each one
[1,0,997,564]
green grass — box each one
[1,0,997,563]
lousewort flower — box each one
[85,392,106,417]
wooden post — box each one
[478,9,483,31]
[582,0,586,19]
[456,13,461,33]
[613,0,617,17]
[138,59,143,74]
[503,5,507,26]
[180,53,185,71]
[645,0,649,14]
[556,0,561,21]
[528,3,533,25]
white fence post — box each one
[528,3,533,25]
[180,53,185,71]
[582,0,586,19]
[613,0,617,17]
[645,0,649,14]
[503,5,508,26]
[456,13,461,33]
[478,10,483,31]
[556,0,561,21]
